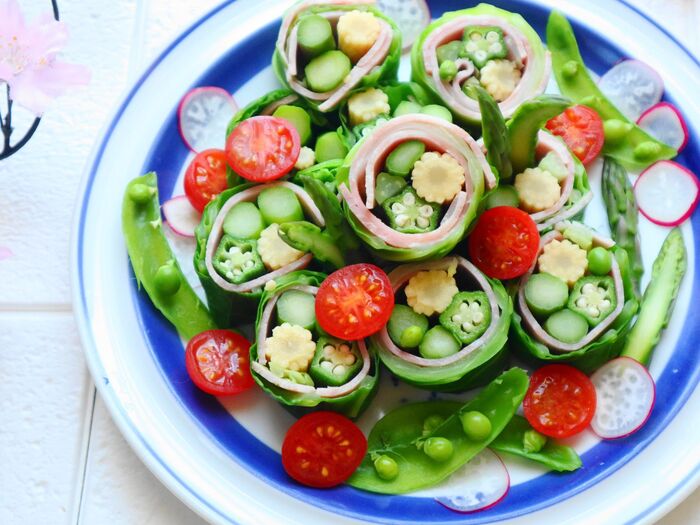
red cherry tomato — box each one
[315,264,394,341]
[523,364,597,438]
[185,329,254,396]
[546,105,604,165]
[468,206,540,280]
[282,411,367,488]
[183,149,229,213]
[225,116,300,182]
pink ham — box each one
[252,284,373,398]
[374,256,503,368]
[204,182,324,293]
[421,15,551,121]
[261,94,301,116]
[516,231,625,353]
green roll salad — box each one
[411,3,550,126]
[273,0,402,112]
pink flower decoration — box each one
[0,0,90,115]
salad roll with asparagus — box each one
[250,271,378,417]
[273,0,401,112]
[411,3,550,126]
[371,256,511,391]
[511,222,639,372]
[338,114,496,262]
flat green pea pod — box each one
[193,181,324,327]
[273,2,402,113]
[225,88,331,187]
[411,4,550,127]
[348,368,529,494]
[546,12,676,170]
[490,415,582,472]
[249,271,379,418]
[123,173,216,339]
[511,226,639,373]
[371,257,512,391]
[278,221,345,269]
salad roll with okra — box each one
[411,3,550,126]
[371,256,511,391]
[511,221,639,372]
[338,114,497,262]
[273,0,401,112]
[250,271,378,418]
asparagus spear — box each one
[467,85,512,182]
[602,157,643,298]
[621,227,686,366]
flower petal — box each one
[0,0,26,36]
[10,61,90,115]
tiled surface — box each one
[2,1,699,524]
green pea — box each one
[373,455,399,481]
[523,429,547,453]
[400,326,425,348]
[603,119,632,144]
[128,183,156,204]
[459,411,492,441]
[587,247,613,275]
[562,60,578,78]
[634,141,662,161]
[422,414,445,435]
[154,262,181,296]
[423,437,454,462]
[580,95,601,107]
[439,60,457,81]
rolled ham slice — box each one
[339,114,495,250]
[420,14,551,121]
[277,0,394,112]
[261,94,300,116]
[252,284,373,398]
[204,182,325,294]
[517,231,625,353]
[374,256,503,368]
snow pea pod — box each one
[348,368,529,494]
[468,84,512,182]
[546,12,676,170]
[278,221,345,269]
[490,415,582,472]
[123,173,216,339]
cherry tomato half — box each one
[523,364,597,439]
[315,264,394,341]
[185,329,254,396]
[282,411,367,488]
[546,105,604,165]
[183,149,229,213]
[468,206,540,280]
[225,116,300,182]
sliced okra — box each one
[462,26,508,69]
[309,336,362,387]
[382,187,440,234]
[567,276,617,327]
[213,235,265,285]
[439,291,491,344]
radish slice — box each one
[634,160,700,226]
[590,357,655,439]
[434,449,510,513]
[162,196,202,238]
[376,0,430,52]
[637,102,688,153]
[178,87,238,153]
[598,59,663,121]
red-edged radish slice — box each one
[178,87,238,153]
[0,246,13,261]
[634,160,700,226]
[590,357,655,439]
[376,0,430,52]
[434,449,510,513]
[162,196,202,238]
[637,102,688,153]
[598,59,663,121]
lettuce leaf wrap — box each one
[193,182,325,327]
[371,256,512,391]
[272,0,402,112]
[510,225,639,373]
[411,3,550,126]
[250,271,379,418]
[337,114,496,262]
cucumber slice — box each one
[315,131,349,163]
[419,325,461,359]
[420,104,453,122]
[222,201,266,239]
[304,50,351,93]
[296,14,335,59]
[276,289,316,330]
[386,140,426,178]
[272,105,312,146]
[484,185,519,209]
[544,309,589,344]
[524,272,569,317]
[257,186,304,225]
[394,101,423,117]
[387,304,429,349]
